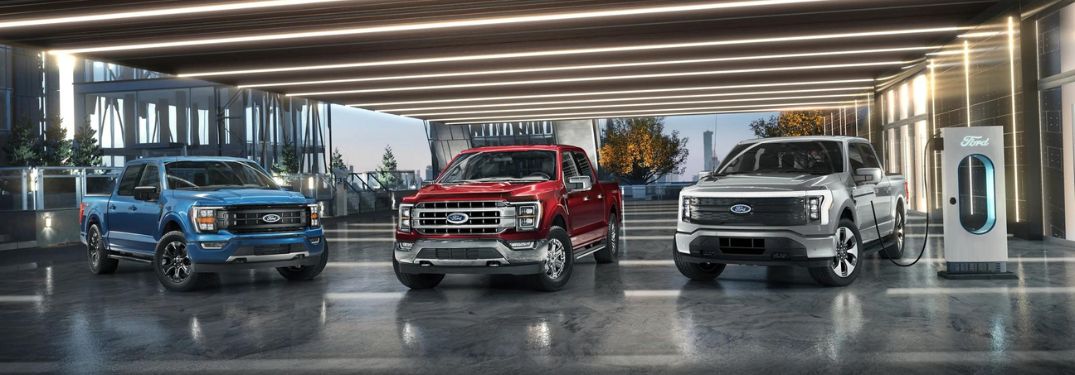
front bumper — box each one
[185,228,326,269]
[674,227,836,267]
[394,238,547,275]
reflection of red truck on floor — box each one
[393,145,622,291]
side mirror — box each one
[567,176,592,191]
[854,168,883,184]
[134,186,159,201]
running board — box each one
[574,244,606,260]
[108,253,152,263]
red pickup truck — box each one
[393,145,622,291]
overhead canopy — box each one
[0,0,1001,123]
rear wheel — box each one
[393,259,444,289]
[673,244,725,281]
[881,209,906,259]
[809,220,862,287]
[277,239,329,281]
[86,224,118,274]
[593,214,620,264]
[154,231,206,292]
[531,226,573,291]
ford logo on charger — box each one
[446,212,470,224]
[730,204,752,215]
[261,213,282,223]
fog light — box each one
[201,242,226,250]
[309,237,322,244]
[509,241,535,249]
[397,242,414,251]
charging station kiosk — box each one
[938,126,1016,279]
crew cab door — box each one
[848,142,890,243]
[106,164,146,252]
[128,164,164,253]
[561,151,603,248]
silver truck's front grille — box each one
[414,201,514,235]
[687,197,807,226]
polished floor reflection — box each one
[2,201,1075,373]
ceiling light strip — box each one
[350,79,874,107]
[0,0,347,29]
[402,93,870,117]
[238,46,936,88]
[51,0,829,54]
[174,27,964,78]
[441,105,851,124]
[378,86,873,112]
[289,61,906,96]
[429,100,856,122]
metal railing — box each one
[0,167,122,211]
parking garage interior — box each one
[2,1,1075,373]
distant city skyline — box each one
[331,105,770,182]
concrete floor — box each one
[2,201,1075,374]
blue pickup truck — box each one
[79,156,328,291]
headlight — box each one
[190,206,226,232]
[681,196,693,222]
[807,196,822,221]
[515,202,540,231]
[307,202,322,227]
[398,204,414,232]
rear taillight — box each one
[78,203,86,224]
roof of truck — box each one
[738,136,869,144]
[460,144,585,153]
[125,156,256,164]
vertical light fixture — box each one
[55,53,77,140]
[1007,16,1021,222]
[963,39,974,214]
[929,59,940,209]
[853,99,860,137]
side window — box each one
[561,152,580,180]
[139,165,161,189]
[855,143,883,170]
[571,151,594,179]
[116,164,146,196]
[847,143,866,171]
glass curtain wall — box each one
[1037,7,1074,240]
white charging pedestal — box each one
[938,126,1017,279]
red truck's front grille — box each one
[413,201,507,235]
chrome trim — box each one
[574,244,606,259]
[224,251,310,263]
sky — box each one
[330,104,772,180]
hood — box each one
[686,173,838,194]
[170,188,310,206]
[408,181,558,202]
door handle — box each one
[109,205,116,210]
[583,196,590,201]
[129,205,138,211]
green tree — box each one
[749,111,827,138]
[272,145,300,174]
[4,118,40,166]
[70,119,103,167]
[330,148,347,171]
[39,116,72,166]
[375,146,399,189]
[598,117,689,184]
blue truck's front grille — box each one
[225,205,307,233]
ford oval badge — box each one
[261,213,282,223]
[446,212,470,224]
[730,204,752,215]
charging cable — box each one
[870,136,937,267]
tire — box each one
[531,226,574,292]
[880,209,906,259]
[593,214,620,264]
[673,243,725,281]
[393,258,445,289]
[808,219,863,287]
[154,231,206,292]
[86,224,118,274]
[277,238,329,281]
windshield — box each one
[715,141,844,176]
[438,150,557,184]
[165,160,278,190]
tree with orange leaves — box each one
[749,110,827,138]
[598,117,689,184]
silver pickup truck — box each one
[674,136,906,286]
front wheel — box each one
[154,231,206,292]
[277,239,329,281]
[392,259,444,289]
[531,226,574,291]
[673,244,725,281]
[808,220,862,287]
[593,214,620,264]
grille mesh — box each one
[687,197,807,226]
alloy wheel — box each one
[831,226,859,278]
[160,241,192,283]
[608,221,619,256]
[894,212,905,252]
[88,227,101,264]
[545,238,567,279]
